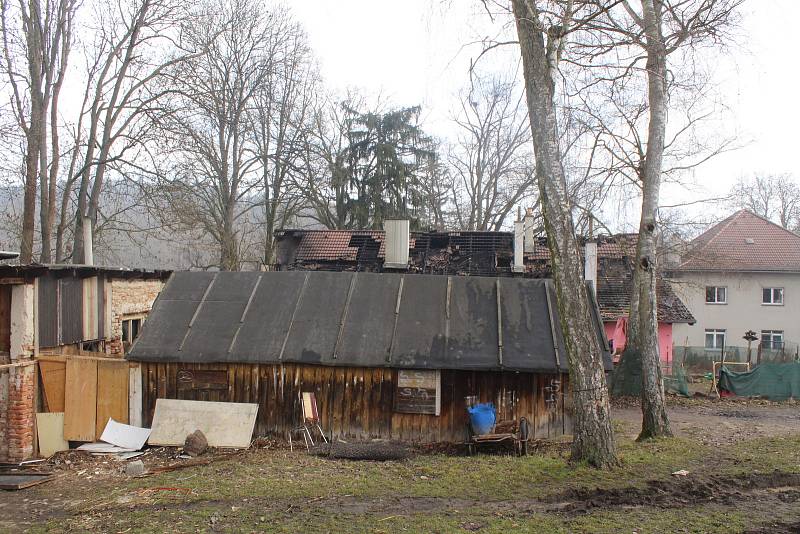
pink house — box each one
[603,318,676,366]
[588,235,695,367]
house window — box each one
[121,317,143,344]
[705,329,726,350]
[761,330,784,350]
[762,288,784,305]
[705,286,726,304]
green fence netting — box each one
[718,363,800,400]
[664,365,689,397]
[610,348,690,397]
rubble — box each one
[184,430,208,457]
[125,460,145,476]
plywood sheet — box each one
[35,413,69,457]
[38,360,66,412]
[95,359,128,439]
[64,358,97,441]
[148,399,258,448]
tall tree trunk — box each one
[512,0,617,468]
[20,140,39,264]
[18,0,45,264]
[38,101,51,262]
[636,0,671,440]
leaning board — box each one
[148,399,258,448]
[63,358,97,441]
[35,413,69,457]
[95,359,129,439]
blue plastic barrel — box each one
[468,402,496,435]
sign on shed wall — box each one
[395,369,441,415]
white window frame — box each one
[705,329,726,350]
[761,330,784,350]
[762,287,784,306]
[705,286,727,304]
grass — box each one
[23,428,800,533]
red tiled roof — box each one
[291,230,386,261]
[678,210,800,272]
[597,276,695,324]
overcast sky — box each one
[291,1,800,231]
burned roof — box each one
[275,229,692,324]
[128,271,611,373]
[678,210,800,272]
[524,233,639,261]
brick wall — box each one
[0,363,35,462]
[107,279,164,356]
[0,370,8,460]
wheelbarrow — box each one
[464,417,531,456]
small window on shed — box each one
[394,370,441,415]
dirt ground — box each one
[2,397,799,533]
[613,397,800,445]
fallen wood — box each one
[139,450,245,476]
[0,472,55,490]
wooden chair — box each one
[288,392,328,451]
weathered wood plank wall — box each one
[139,362,571,443]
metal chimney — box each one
[584,240,598,294]
[383,219,410,269]
[82,216,94,266]
[523,208,535,253]
[513,220,524,273]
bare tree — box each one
[565,0,741,439]
[1,0,79,262]
[729,174,800,231]
[157,0,286,270]
[248,13,318,266]
[298,91,368,230]
[511,0,618,468]
[69,0,192,263]
[449,74,537,231]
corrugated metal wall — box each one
[38,275,59,347]
[60,277,83,345]
[37,273,107,348]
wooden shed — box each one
[127,271,611,443]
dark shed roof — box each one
[0,263,171,281]
[128,271,611,373]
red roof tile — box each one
[291,230,386,261]
[679,210,800,272]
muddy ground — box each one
[2,397,799,533]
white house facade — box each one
[671,210,800,360]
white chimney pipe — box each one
[584,240,598,294]
[82,216,94,266]
[383,219,409,269]
[513,220,524,273]
[523,208,534,253]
